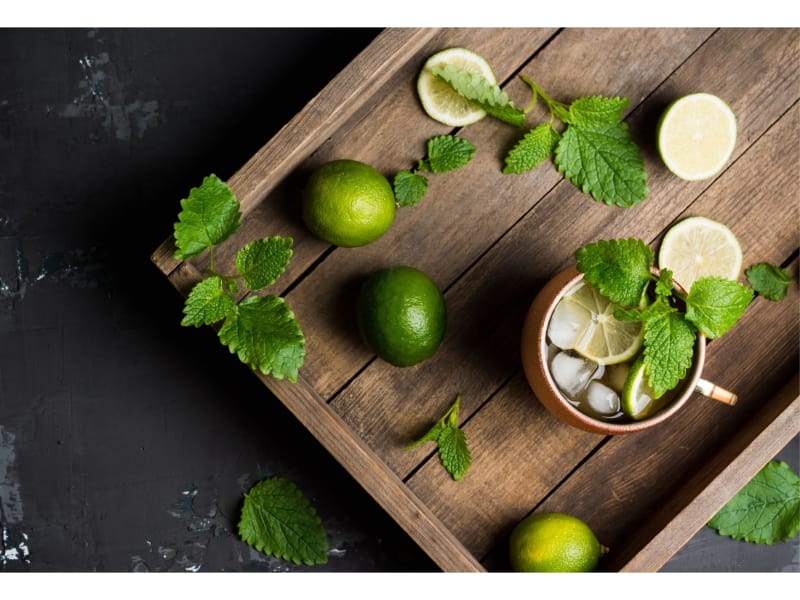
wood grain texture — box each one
[152,28,800,571]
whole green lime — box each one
[509,512,604,572]
[356,266,447,367]
[302,159,396,247]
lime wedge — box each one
[416,47,495,127]
[657,92,737,181]
[621,355,669,421]
[658,216,743,290]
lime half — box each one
[416,47,495,127]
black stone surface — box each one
[0,28,797,573]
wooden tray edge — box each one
[150,27,438,278]
[618,373,800,572]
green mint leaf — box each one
[503,124,561,174]
[181,276,236,327]
[406,394,471,481]
[238,476,329,565]
[655,269,674,298]
[432,64,525,128]
[566,96,629,127]
[426,135,476,174]
[235,236,293,292]
[746,262,792,301]
[576,238,654,306]
[643,308,697,398]
[218,295,306,383]
[555,120,648,207]
[685,277,753,339]
[174,174,242,260]
[708,460,800,545]
[393,170,428,207]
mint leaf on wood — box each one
[555,119,648,207]
[218,295,306,383]
[423,135,476,174]
[503,124,561,174]
[746,262,792,301]
[685,276,753,339]
[576,238,654,307]
[566,96,629,127]
[174,174,242,260]
[181,276,235,327]
[708,461,800,545]
[238,476,329,565]
[393,170,428,207]
[235,236,293,292]
[407,394,472,481]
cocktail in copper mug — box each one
[521,266,736,435]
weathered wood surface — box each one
[153,28,800,572]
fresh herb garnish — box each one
[173,174,305,382]
[393,134,476,207]
[576,238,753,397]
[746,262,792,301]
[407,394,472,481]
[708,460,800,545]
[430,58,648,207]
[238,476,329,565]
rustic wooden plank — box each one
[617,375,799,572]
[330,28,797,483]
[529,259,799,570]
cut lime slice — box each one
[547,280,644,366]
[657,92,737,181]
[416,47,495,127]
[658,216,743,290]
[621,355,670,421]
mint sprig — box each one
[238,476,329,565]
[708,460,800,545]
[393,135,475,207]
[746,262,792,301]
[407,394,472,481]
[576,237,753,397]
[174,175,305,382]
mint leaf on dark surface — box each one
[174,174,241,260]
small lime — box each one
[302,159,396,247]
[509,512,604,573]
[356,266,447,367]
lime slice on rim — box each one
[657,92,737,181]
[547,280,644,366]
[621,355,670,421]
[416,47,496,127]
[658,216,743,291]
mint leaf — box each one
[238,476,328,565]
[643,307,697,398]
[566,96,629,127]
[235,236,293,292]
[432,64,525,128]
[423,135,476,174]
[746,262,792,301]
[181,276,235,327]
[655,268,674,298]
[174,174,241,260]
[393,170,428,207]
[685,277,753,339]
[576,238,654,306]
[503,124,561,174]
[218,295,306,382]
[407,394,471,481]
[555,120,648,207]
[708,461,800,545]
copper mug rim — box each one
[521,266,707,435]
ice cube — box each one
[550,351,598,399]
[584,381,621,416]
[547,299,590,350]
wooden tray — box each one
[151,28,800,572]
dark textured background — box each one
[0,28,797,573]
